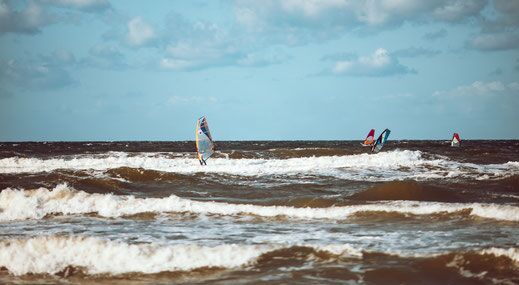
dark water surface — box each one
[0,141,518,284]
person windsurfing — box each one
[371,128,391,153]
[195,116,215,165]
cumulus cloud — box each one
[158,18,287,71]
[0,1,53,35]
[330,48,415,77]
[466,0,519,51]
[433,81,519,97]
[126,17,156,47]
[233,0,487,44]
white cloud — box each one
[127,17,156,46]
[434,81,519,97]
[331,48,414,76]
[234,0,486,33]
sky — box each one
[0,0,518,141]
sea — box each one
[0,140,518,284]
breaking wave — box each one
[1,150,518,181]
[0,235,517,277]
[0,235,361,276]
[1,184,518,222]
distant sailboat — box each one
[371,129,391,153]
[451,133,461,147]
[195,116,215,165]
[361,129,376,146]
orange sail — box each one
[361,129,375,146]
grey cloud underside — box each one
[0,1,53,34]
[0,58,76,91]
[468,33,519,51]
[0,0,111,35]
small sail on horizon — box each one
[195,116,214,165]
[361,129,376,146]
[371,128,391,153]
[451,133,461,147]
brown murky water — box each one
[1,141,518,284]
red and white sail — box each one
[451,133,461,147]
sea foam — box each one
[1,184,518,222]
[0,150,517,181]
[0,235,516,276]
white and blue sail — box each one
[195,116,214,164]
[371,128,391,153]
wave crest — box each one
[0,235,517,277]
[1,184,518,222]
[1,150,517,181]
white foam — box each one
[0,235,516,276]
[0,235,273,275]
[1,185,518,222]
[0,235,360,276]
[480,247,519,264]
[0,150,517,181]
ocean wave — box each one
[0,235,516,277]
[0,150,517,181]
[0,235,361,276]
[1,184,518,222]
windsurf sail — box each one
[371,128,391,153]
[195,116,214,165]
[361,129,376,146]
[451,133,461,147]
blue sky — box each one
[1,0,518,141]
